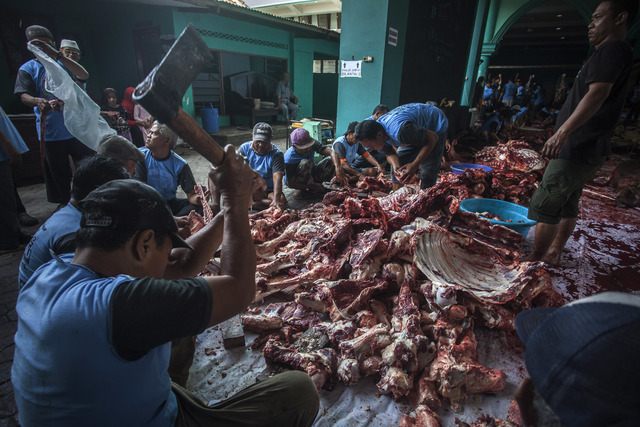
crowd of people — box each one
[2,0,639,425]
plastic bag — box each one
[27,43,115,151]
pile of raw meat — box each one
[186,144,555,424]
[474,140,546,174]
[187,171,552,426]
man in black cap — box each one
[14,25,93,207]
[332,121,385,182]
[514,292,640,426]
[12,146,320,426]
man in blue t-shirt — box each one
[332,121,384,182]
[18,155,129,288]
[0,115,31,252]
[135,121,202,216]
[515,79,525,106]
[355,103,448,190]
[12,165,319,426]
[478,108,513,145]
[532,83,545,109]
[502,77,518,107]
[212,122,286,211]
[13,25,94,206]
[284,128,344,198]
[364,104,389,121]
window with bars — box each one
[313,59,337,74]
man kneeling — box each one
[284,128,345,198]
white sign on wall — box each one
[388,27,398,46]
[340,60,362,78]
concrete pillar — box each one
[335,0,409,133]
[478,43,497,80]
[477,0,500,80]
[460,0,490,106]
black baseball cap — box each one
[78,179,192,249]
[253,122,273,142]
[344,121,358,136]
[25,25,54,42]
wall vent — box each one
[196,28,288,50]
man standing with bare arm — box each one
[527,0,637,265]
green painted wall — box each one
[381,1,409,108]
[172,9,338,124]
[172,9,292,122]
[493,0,595,43]
[493,0,526,41]
[172,10,291,59]
[461,0,490,105]
[294,38,339,120]
[336,0,408,133]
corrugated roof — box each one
[219,0,249,7]
[176,0,339,39]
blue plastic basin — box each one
[450,163,493,174]
[459,198,536,238]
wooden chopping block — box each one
[221,314,245,348]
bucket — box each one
[459,198,537,238]
[201,104,219,134]
[450,163,493,174]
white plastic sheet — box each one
[188,317,524,426]
[27,43,115,151]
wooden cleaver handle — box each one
[168,108,225,166]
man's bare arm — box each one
[30,40,89,80]
[542,81,612,158]
[364,153,384,174]
[322,147,347,184]
[398,130,438,182]
[271,171,286,208]
[163,212,224,280]
[20,93,51,113]
[203,146,257,327]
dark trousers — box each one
[43,138,95,204]
[13,177,26,214]
[292,157,335,187]
[0,161,20,249]
[173,370,319,426]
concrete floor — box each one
[0,125,322,425]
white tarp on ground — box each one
[187,313,525,425]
